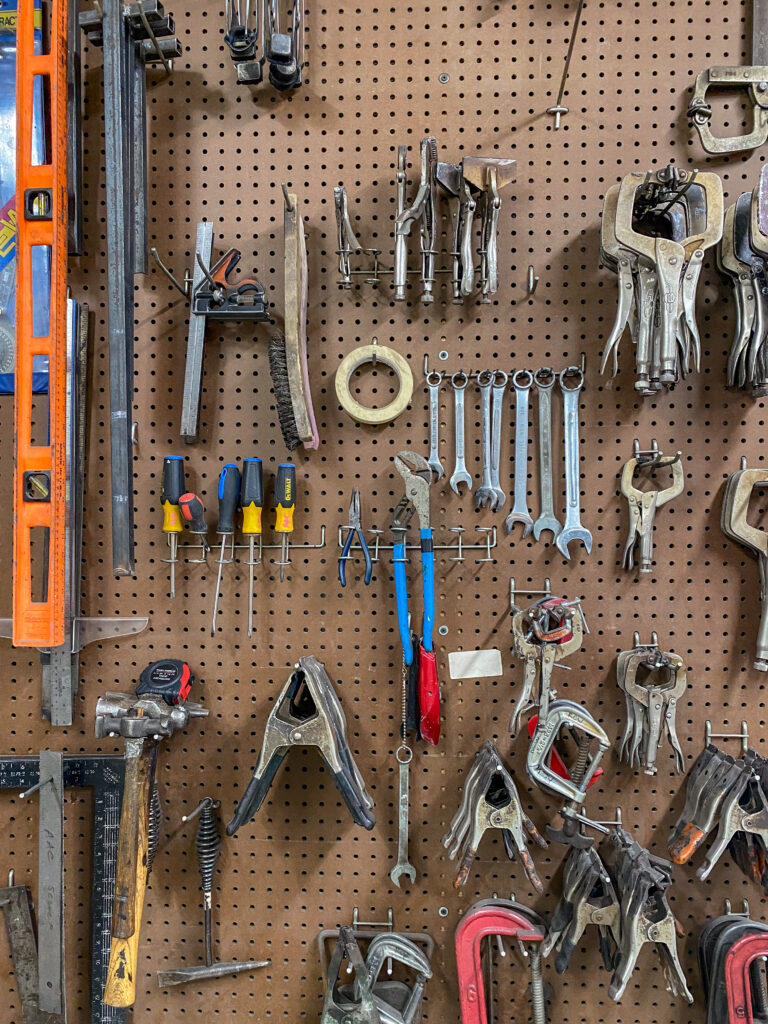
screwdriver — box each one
[161,456,185,599]
[179,492,210,556]
[274,463,296,583]
[241,458,264,638]
[211,463,241,637]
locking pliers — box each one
[621,441,684,574]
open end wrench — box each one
[426,370,445,480]
[475,371,495,508]
[532,367,562,541]
[556,368,593,559]
[490,370,508,510]
[390,746,417,887]
[504,369,534,536]
[450,372,473,494]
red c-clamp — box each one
[725,930,768,1024]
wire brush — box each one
[268,330,301,451]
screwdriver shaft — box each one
[280,536,288,583]
[248,536,255,637]
[211,535,227,637]
[170,534,177,599]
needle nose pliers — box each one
[338,489,373,587]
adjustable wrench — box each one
[475,371,495,508]
[556,368,593,559]
[490,370,508,510]
[504,370,534,536]
[450,372,473,494]
[426,370,444,480]
[532,367,561,541]
[390,746,416,887]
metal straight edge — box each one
[132,40,148,275]
[181,221,214,443]
[103,0,137,576]
[66,0,83,255]
[36,751,64,1016]
[755,0,768,63]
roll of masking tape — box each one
[335,343,413,425]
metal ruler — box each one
[0,755,126,1024]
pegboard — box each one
[0,0,766,1021]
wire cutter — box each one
[392,450,440,745]
[338,490,373,586]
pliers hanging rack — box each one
[337,524,497,568]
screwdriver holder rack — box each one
[337,524,497,567]
[179,526,327,567]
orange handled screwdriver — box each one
[161,456,185,598]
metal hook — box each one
[657,169,699,217]
[526,265,539,298]
[150,247,191,298]
[181,796,220,824]
[281,183,294,213]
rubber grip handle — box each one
[418,643,440,746]
[161,456,185,533]
[179,492,207,535]
[217,463,241,535]
[274,463,296,533]
[393,540,413,665]
[420,529,435,652]
[241,458,264,536]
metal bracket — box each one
[338,524,497,567]
[705,719,750,757]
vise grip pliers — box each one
[392,450,439,745]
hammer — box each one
[95,660,208,1008]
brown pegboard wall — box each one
[0,0,767,1021]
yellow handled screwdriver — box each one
[274,463,296,583]
[241,458,264,637]
[161,456,185,598]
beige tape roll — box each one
[335,344,413,425]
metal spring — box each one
[147,783,162,880]
[195,798,222,894]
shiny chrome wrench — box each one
[490,370,508,510]
[533,367,562,541]
[426,370,444,480]
[504,369,534,536]
[475,370,495,508]
[450,371,473,494]
[556,367,593,559]
[390,745,416,887]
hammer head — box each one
[95,692,208,741]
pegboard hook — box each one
[704,720,749,757]
[150,247,192,298]
[526,265,539,298]
[281,183,294,213]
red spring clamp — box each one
[455,901,546,1024]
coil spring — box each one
[195,798,221,893]
[147,783,162,880]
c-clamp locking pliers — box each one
[621,440,684,575]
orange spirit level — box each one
[13,0,68,647]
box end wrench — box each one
[490,370,507,510]
[555,368,593,559]
[475,370,496,508]
[532,367,562,541]
[450,372,473,494]
[426,370,445,480]
[504,370,534,536]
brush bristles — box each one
[268,332,302,452]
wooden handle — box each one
[103,797,149,1008]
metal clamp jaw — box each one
[689,68,768,154]
[620,441,684,574]
[722,457,768,670]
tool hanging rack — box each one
[1,0,768,1022]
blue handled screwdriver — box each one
[210,463,241,636]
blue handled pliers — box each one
[339,489,373,586]
[392,450,435,666]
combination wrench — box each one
[532,367,562,541]
[504,369,534,535]
[490,370,508,510]
[449,371,473,494]
[426,370,445,480]
[555,367,593,559]
[390,745,416,887]
[475,370,495,508]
